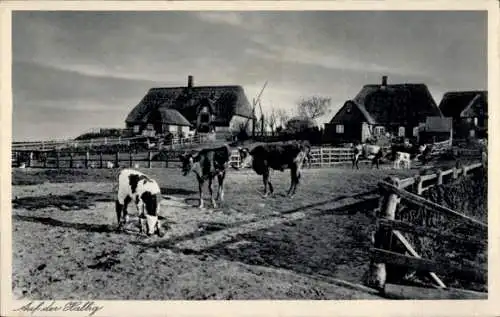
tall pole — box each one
[252,98,256,138]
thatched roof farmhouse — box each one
[325,76,442,144]
[126,76,255,136]
[438,90,488,139]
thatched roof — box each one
[126,84,255,127]
[142,108,191,126]
[439,90,487,118]
[331,81,441,126]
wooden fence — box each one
[364,162,487,298]
[11,134,209,152]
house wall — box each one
[328,101,365,143]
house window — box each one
[374,126,385,136]
[413,126,419,137]
[398,126,406,137]
[146,124,154,130]
[473,117,478,126]
[336,124,344,134]
[133,125,140,133]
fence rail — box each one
[12,133,210,152]
[363,161,487,296]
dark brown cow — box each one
[179,145,230,209]
[236,141,311,198]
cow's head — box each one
[141,192,163,236]
[237,147,253,168]
[179,152,195,176]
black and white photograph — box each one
[1,1,499,316]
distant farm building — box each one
[284,116,319,133]
[325,76,442,144]
[126,76,255,138]
[438,90,488,139]
[419,116,453,144]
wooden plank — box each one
[378,219,486,247]
[420,173,438,182]
[370,248,486,284]
[378,181,487,230]
[392,230,446,288]
[399,178,415,189]
[384,283,487,300]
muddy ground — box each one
[12,164,479,299]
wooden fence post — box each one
[437,170,443,185]
[452,167,458,179]
[99,152,103,169]
[85,151,90,169]
[69,152,73,168]
[415,175,423,195]
[148,151,152,168]
[115,151,119,168]
[129,151,133,168]
[364,176,400,293]
[320,147,324,167]
[28,151,33,168]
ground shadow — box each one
[13,214,169,234]
[161,187,197,196]
[13,215,113,233]
[12,190,114,211]
[134,191,379,260]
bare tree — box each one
[275,108,290,129]
[296,96,332,119]
[267,108,278,135]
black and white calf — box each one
[115,169,164,236]
[179,145,231,209]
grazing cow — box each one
[236,141,311,198]
[393,152,411,169]
[179,145,230,209]
[352,143,385,169]
[115,169,164,237]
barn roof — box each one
[346,82,441,125]
[439,90,488,118]
[141,108,191,126]
[126,83,255,127]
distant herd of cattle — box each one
[116,140,432,236]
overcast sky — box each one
[12,11,487,141]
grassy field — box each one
[10,163,484,299]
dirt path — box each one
[12,168,418,299]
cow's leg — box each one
[115,200,123,231]
[287,165,298,197]
[208,176,216,208]
[123,196,132,225]
[262,173,269,197]
[198,179,204,209]
[216,172,225,201]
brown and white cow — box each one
[352,143,385,169]
[179,144,230,209]
[235,141,311,198]
[115,169,164,237]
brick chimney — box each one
[188,75,194,88]
[381,75,388,87]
